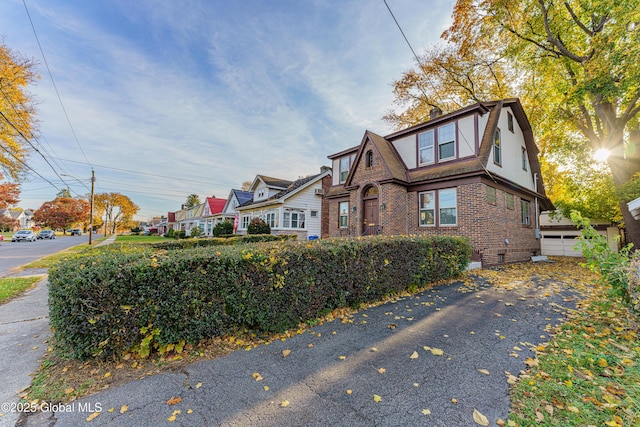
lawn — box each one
[0,276,42,303]
[115,235,167,243]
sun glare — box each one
[594,148,611,162]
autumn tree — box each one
[94,192,139,235]
[184,193,201,209]
[0,42,38,180]
[32,197,90,232]
[385,0,640,246]
[0,173,20,209]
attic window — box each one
[365,150,374,168]
[508,112,514,133]
[493,129,501,166]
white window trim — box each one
[418,191,435,227]
[437,123,456,161]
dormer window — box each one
[257,189,266,198]
[437,123,456,161]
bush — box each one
[571,211,635,308]
[48,235,471,360]
[165,229,175,238]
[247,217,270,235]
[190,227,203,238]
[213,220,234,237]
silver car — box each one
[12,230,37,242]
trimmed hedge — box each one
[49,235,471,360]
[145,234,294,250]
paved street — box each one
[0,234,95,276]
[21,271,578,427]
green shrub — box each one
[190,227,203,238]
[165,229,175,238]
[213,220,234,237]
[247,217,270,235]
[571,211,635,309]
[48,235,471,360]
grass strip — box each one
[0,276,42,303]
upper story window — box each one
[493,128,502,165]
[418,130,435,165]
[365,150,374,168]
[257,189,266,198]
[437,123,456,161]
[339,157,351,183]
[522,147,528,171]
[508,112,514,133]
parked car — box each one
[12,230,37,242]
[69,229,83,236]
[37,230,56,239]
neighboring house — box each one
[325,98,553,266]
[201,197,227,236]
[539,211,621,257]
[0,208,28,230]
[210,189,254,227]
[236,167,332,240]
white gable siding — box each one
[282,180,324,237]
[485,107,535,191]
[392,134,416,169]
[457,115,476,158]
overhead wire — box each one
[22,0,92,168]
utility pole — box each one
[89,169,95,245]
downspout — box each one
[534,173,540,237]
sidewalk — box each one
[0,277,50,427]
[0,234,116,427]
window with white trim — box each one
[283,210,305,229]
[339,157,350,183]
[339,202,349,228]
[241,215,250,229]
[264,212,277,228]
[418,130,434,165]
[419,191,435,226]
[521,200,531,226]
[493,128,501,165]
[522,147,528,171]
[438,123,456,161]
[439,188,457,226]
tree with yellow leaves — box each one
[0,42,38,179]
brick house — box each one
[325,98,553,266]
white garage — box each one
[539,211,621,257]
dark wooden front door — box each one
[362,198,379,235]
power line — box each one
[22,0,92,167]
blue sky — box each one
[0,0,453,220]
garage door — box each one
[541,234,582,257]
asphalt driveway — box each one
[22,267,578,427]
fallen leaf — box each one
[598,358,609,367]
[410,351,419,359]
[167,396,182,405]
[167,415,176,422]
[473,408,489,426]
[85,412,100,422]
[421,409,431,415]
[120,405,129,414]
[282,349,291,358]
[377,368,386,374]
[387,323,397,329]
[477,369,490,375]
[424,346,444,356]
[103,372,111,379]
[108,407,115,413]
[64,387,75,395]
[346,389,353,395]
[187,409,193,414]
[536,410,544,422]
[252,372,263,381]
[370,347,378,352]
[373,394,382,402]
[280,400,290,407]
[263,385,269,391]
[567,406,580,413]
[195,382,203,389]
[338,355,346,360]
[451,398,458,404]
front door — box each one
[362,187,379,235]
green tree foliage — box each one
[184,193,200,209]
[386,0,640,244]
[0,42,38,180]
[32,197,90,232]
